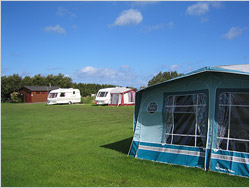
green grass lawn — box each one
[1,103,249,187]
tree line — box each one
[148,71,184,87]
[1,70,183,102]
[1,74,117,102]
[138,71,184,89]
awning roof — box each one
[139,65,249,93]
[110,87,134,94]
[216,64,249,73]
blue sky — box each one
[2,1,249,88]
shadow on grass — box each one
[101,137,133,154]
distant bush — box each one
[82,96,95,104]
[81,97,84,104]
[10,92,22,103]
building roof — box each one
[139,65,249,93]
[20,86,59,92]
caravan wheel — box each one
[68,101,72,105]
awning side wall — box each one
[137,72,211,144]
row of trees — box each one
[1,74,117,102]
[148,71,184,87]
[1,70,183,102]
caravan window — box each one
[216,92,249,153]
[163,93,208,147]
[48,93,57,98]
[97,92,108,97]
[60,92,65,97]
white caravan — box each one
[95,88,114,105]
[95,87,136,106]
[47,88,81,105]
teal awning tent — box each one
[129,65,249,177]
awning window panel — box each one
[219,93,231,104]
[198,93,207,105]
[230,106,249,140]
[165,107,173,124]
[216,92,249,153]
[217,106,229,138]
[197,106,207,146]
[217,138,228,150]
[174,106,195,113]
[229,140,249,153]
[173,113,196,135]
[163,92,208,148]
[175,95,196,106]
[165,134,172,144]
[232,93,249,105]
[196,137,206,147]
[165,96,174,105]
[172,135,195,146]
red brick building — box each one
[18,86,59,103]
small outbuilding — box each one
[129,65,249,177]
[18,86,59,103]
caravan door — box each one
[111,93,121,105]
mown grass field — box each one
[1,103,249,187]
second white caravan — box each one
[95,87,136,106]
[47,88,81,105]
[95,88,114,105]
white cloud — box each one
[169,64,181,71]
[186,2,222,16]
[46,67,62,71]
[75,65,140,87]
[44,25,66,34]
[120,65,130,68]
[186,2,210,16]
[72,25,78,29]
[183,63,194,73]
[19,71,32,78]
[131,1,159,7]
[167,21,174,29]
[141,24,165,32]
[200,17,209,23]
[112,9,143,26]
[141,21,173,32]
[81,66,98,75]
[57,7,76,17]
[210,2,223,9]
[223,27,244,40]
